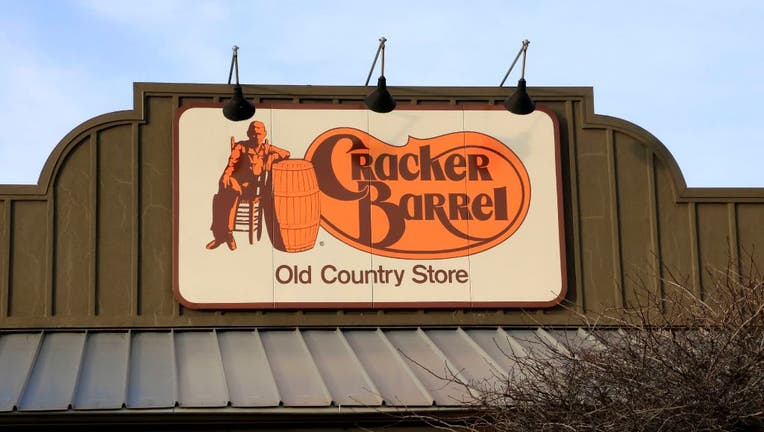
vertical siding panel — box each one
[90,134,99,315]
[736,204,764,277]
[613,132,656,308]
[97,125,135,317]
[46,198,54,317]
[563,101,584,312]
[648,153,661,301]
[172,96,184,319]
[688,203,703,298]
[139,96,176,318]
[9,201,48,317]
[618,134,657,306]
[727,203,739,276]
[654,156,694,295]
[53,136,93,317]
[576,126,617,312]
[606,130,623,308]
[695,203,732,297]
[131,123,140,317]
[0,200,8,318]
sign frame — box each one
[173,102,567,309]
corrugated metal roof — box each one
[0,327,584,413]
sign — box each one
[173,104,566,308]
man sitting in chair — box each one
[206,120,290,250]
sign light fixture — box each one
[223,45,256,121]
[499,39,536,115]
[364,37,396,113]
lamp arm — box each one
[227,45,240,85]
[499,39,530,87]
[365,37,387,86]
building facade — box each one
[0,83,762,430]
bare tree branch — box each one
[396,255,764,432]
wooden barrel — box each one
[271,159,321,252]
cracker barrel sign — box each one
[174,105,566,308]
[306,128,530,259]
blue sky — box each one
[1,0,762,186]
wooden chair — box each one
[233,197,262,244]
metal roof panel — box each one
[259,330,332,406]
[72,332,130,410]
[384,329,473,406]
[343,329,433,406]
[425,328,505,391]
[302,329,383,406]
[217,330,281,407]
[175,331,228,407]
[0,332,42,411]
[17,332,86,411]
[506,329,553,357]
[466,328,524,375]
[126,332,176,408]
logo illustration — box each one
[205,120,321,253]
[305,128,531,259]
[205,124,530,259]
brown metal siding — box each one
[54,135,94,317]
[696,204,731,295]
[576,125,616,312]
[655,155,696,297]
[615,131,658,308]
[9,200,50,319]
[97,124,136,317]
[0,200,7,317]
[140,96,175,319]
[737,203,764,276]
[0,84,762,328]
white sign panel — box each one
[173,104,566,308]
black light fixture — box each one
[223,45,256,121]
[364,37,396,113]
[499,39,535,115]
